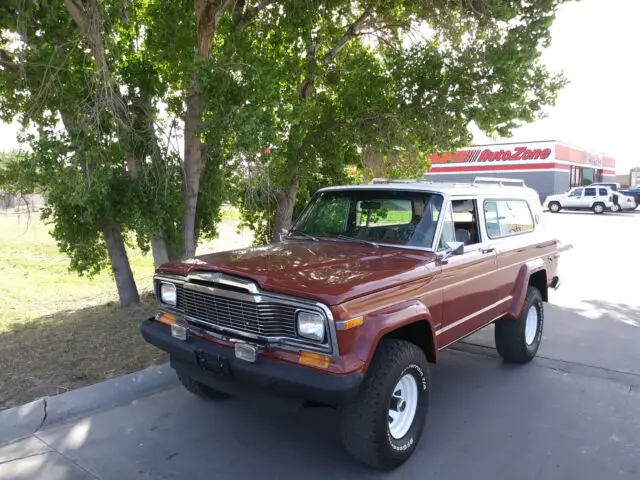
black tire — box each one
[548,201,561,213]
[495,286,544,363]
[592,202,605,214]
[178,373,232,400]
[610,203,621,213]
[340,339,429,470]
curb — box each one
[0,363,178,447]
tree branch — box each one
[235,0,277,32]
[320,5,375,65]
[326,113,402,133]
[195,0,235,58]
[0,48,23,76]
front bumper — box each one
[140,319,362,406]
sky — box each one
[472,0,640,173]
[1,0,638,173]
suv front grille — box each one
[175,284,298,338]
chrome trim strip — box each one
[435,296,512,335]
[154,273,340,359]
[187,272,260,294]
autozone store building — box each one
[425,140,617,202]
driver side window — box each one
[569,188,583,197]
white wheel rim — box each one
[525,305,538,345]
[388,374,419,439]
[595,204,603,213]
[550,203,559,212]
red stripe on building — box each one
[429,163,568,173]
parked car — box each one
[543,185,614,214]
[141,177,566,470]
[619,187,640,209]
[591,182,640,209]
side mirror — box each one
[439,241,464,261]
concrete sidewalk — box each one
[0,364,178,480]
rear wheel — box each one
[340,339,429,470]
[548,201,561,213]
[495,286,544,363]
[592,202,605,214]
[178,373,232,400]
[611,203,621,213]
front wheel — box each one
[548,201,561,213]
[495,286,544,363]
[340,339,430,470]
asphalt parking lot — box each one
[3,209,640,480]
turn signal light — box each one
[156,312,177,326]
[298,352,331,369]
[342,316,364,330]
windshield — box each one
[292,189,444,248]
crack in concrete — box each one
[33,433,100,480]
[0,450,50,466]
[451,341,640,392]
[35,398,48,433]
[457,340,640,379]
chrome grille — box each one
[175,284,298,338]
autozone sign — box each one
[431,145,553,163]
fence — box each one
[0,191,45,212]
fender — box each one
[507,258,545,319]
[350,299,437,375]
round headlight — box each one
[160,282,177,306]
[296,311,325,342]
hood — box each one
[157,240,438,306]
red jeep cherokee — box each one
[141,178,564,469]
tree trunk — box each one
[102,219,140,307]
[272,175,299,243]
[181,76,206,259]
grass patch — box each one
[0,210,252,410]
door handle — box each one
[481,247,495,254]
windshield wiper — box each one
[287,229,320,242]
[334,234,379,248]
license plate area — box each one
[194,350,231,377]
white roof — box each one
[317,178,540,199]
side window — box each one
[569,188,583,197]
[451,199,480,246]
[584,187,596,196]
[598,188,608,196]
[484,200,535,239]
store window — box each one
[570,166,583,188]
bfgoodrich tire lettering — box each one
[340,339,429,470]
[494,286,544,363]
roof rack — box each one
[472,177,526,187]
[369,178,422,184]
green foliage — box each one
[195,0,568,238]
